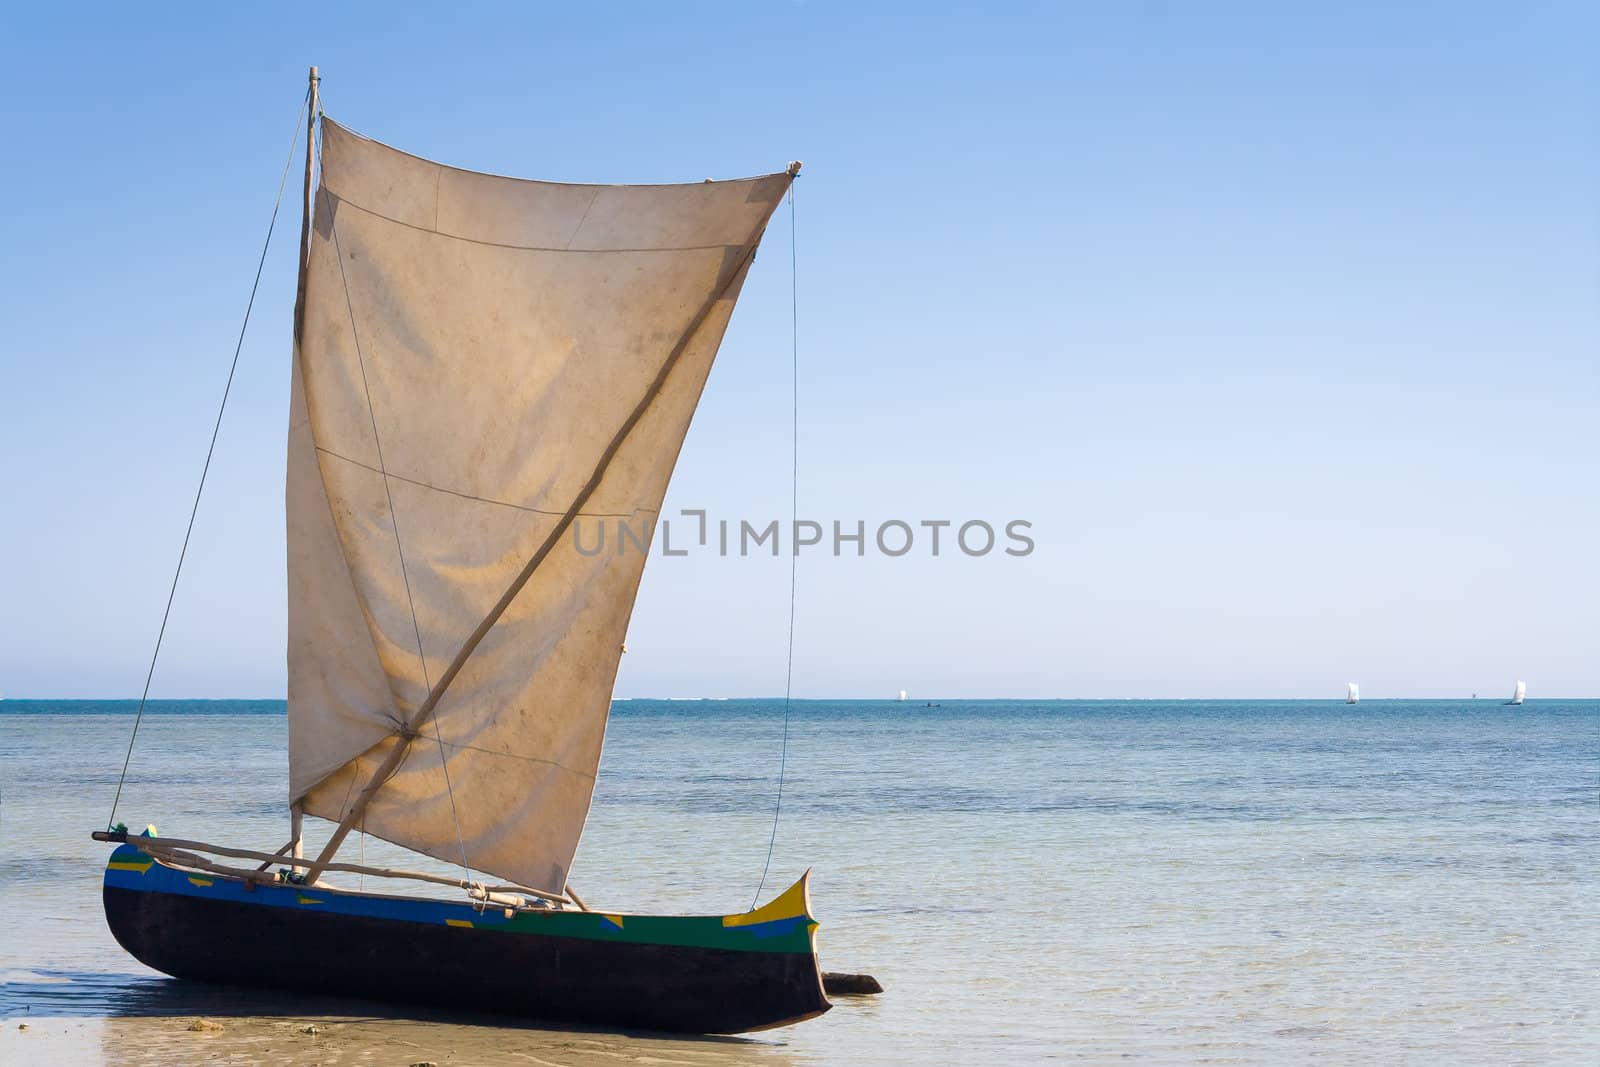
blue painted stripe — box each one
[101,844,816,954]
[105,844,509,928]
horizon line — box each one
[1,694,1592,703]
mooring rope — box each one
[753,180,800,909]
[107,91,311,831]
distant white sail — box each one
[898,689,907,702]
[1508,680,1525,705]
[1346,682,1359,704]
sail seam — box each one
[564,187,600,249]
[434,738,598,778]
[327,197,475,883]
[326,191,745,254]
[314,445,660,518]
[326,116,785,191]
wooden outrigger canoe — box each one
[100,834,830,1034]
[96,68,835,1036]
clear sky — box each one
[1,3,1595,699]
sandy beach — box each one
[2,1000,825,1066]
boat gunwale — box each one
[101,840,823,955]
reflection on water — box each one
[2,699,1597,1064]
[9,968,491,1021]
[4,970,338,1030]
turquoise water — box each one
[1,699,1596,1063]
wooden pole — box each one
[292,65,318,346]
[253,839,296,873]
[288,66,316,873]
[98,832,571,904]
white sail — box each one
[1346,682,1359,704]
[287,119,793,894]
[898,689,907,702]
[1509,680,1526,705]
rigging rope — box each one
[325,196,475,887]
[753,180,800,909]
[107,91,311,831]
[312,89,472,884]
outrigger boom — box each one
[92,829,572,907]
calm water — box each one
[1,699,1596,1063]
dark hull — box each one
[104,876,829,1034]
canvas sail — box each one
[1509,680,1526,705]
[287,119,792,894]
[1346,682,1359,704]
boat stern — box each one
[717,869,831,1029]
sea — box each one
[1,698,1595,1065]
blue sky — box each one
[1,3,1595,698]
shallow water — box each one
[2,699,1596,1064]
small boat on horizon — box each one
[1505,680,1526,706]
[1346,682,1360,705]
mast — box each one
[290,64,318,862]
[292,66,318,347]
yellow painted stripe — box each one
[296,895,324,905]
[187,876,214,888]
[599,914,624,929]
[446,919,474,928]
[723,873,810,928]
[108,860,154,874]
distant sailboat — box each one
[897,689,907,702]
[1505,680,1526,706]
[1346,682,1360,705]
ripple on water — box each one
[2,699,1596,1065]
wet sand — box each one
[1,975,823,1066]
[3,1016,798,1067]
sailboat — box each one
[1346,682,1359,704]
[93,70,828,1034]
[1505,680,1526,706]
